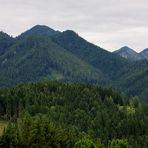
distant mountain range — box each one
[0,25,148,102]
[113,46,148,61]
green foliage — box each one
[0,81,147,147]
[0,26,147,147]
[0,121,8,136]
[108,139,129,148]
[74,138,97,148]
[0,112,75,148]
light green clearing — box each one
[0,120,8,136]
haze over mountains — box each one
[114,46,148,61]
[0,25,148,102]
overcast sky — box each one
[0,0,148,52]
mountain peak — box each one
[0,31,14,56]
[0,31,12,38]
[117,46,135,52]
[62,30,79,36]
[29,25,54,30]
[113,46,143,61]
[140,48,148,59]
[19,25,60,37]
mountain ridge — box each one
[0,25,148,101]
[113,46,144,61]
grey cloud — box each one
[0,0,148,52]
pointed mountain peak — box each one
[140,48,148,59]
[113,46,143,61]
[19,25,60,37]
[115,46,137,53]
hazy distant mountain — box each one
[113,46,143,61]
[140,48,148,59]
[19,25,60,37]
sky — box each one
[0,0,148,52]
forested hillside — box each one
[0,32,15,56]
[51,30,129,79]
[0,34,105,86]
[0,25,147,102]
[51,29,148,101]
[1,0,148,147]
[0,81,148,147]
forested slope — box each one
[52,30,129,79]
[51,30,148,101]
[0,35,106,86]
[0,25,147,102]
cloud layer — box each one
[0,0,148,52]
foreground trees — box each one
[0,113,75,148]
[0,113,129,148]
[108,139,129,148]
[0,81,147,147]
[74,138,97,148]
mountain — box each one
[113,46,143,61]
[0,35,105,87]
[116,60,148,102]
[19,25,60,37]
[0,28,123,86]
[51,32,148,101]
[0,32,14,56]
[0,25,147,101]
[140,48,148,59]
[51,30,129,80]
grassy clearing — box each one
[0,120,8,136]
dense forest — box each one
[0,25,148,147]
[0,81,147,147]
[0,25,148,102]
